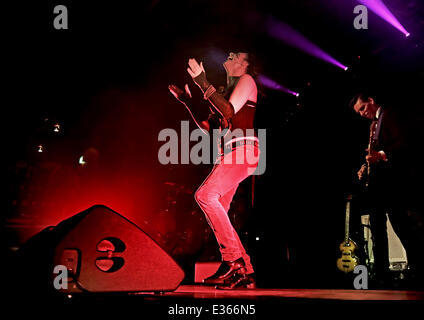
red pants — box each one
[195,144,260,274]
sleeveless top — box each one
[209,77,257,138]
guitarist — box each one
[168,51,261,289]
[349,92,423,289]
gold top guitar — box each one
[336,195,359,273]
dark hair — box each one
[245,53,261,79]
[349,92,373,109]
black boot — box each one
[202,258,245,285]
[216,272,256,290]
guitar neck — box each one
[344,198,351,243]
[366,121,378,185]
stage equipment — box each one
[18,205,185,293]
[337,195,360,273]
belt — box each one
[222,138,259,153]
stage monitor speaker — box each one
[51,205,184,293]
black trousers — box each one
[350,192,390,278]
[389,203,424,279]
[351,185,424,281]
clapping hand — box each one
[168,83,192,104]
[187,58,205,78]
[187,58,209,89]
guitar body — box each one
[337,239,359,273]
[207,112,232,132]
[336,195,360,273]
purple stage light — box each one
[258,75,299,97]
[358,0,410,37]
[266,17,348,71]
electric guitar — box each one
[168,83,231,133]
[336,195,359,273]
[168,83,232,161]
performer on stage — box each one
[350,92,424,289]
[169,51,260,289]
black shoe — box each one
[202,258,245,285]
[216,273,256,290]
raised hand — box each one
[187,58,205,78]
[168,84,192,104]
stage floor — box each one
[86,285,424,317]
[157,284,424,300]
[126,285,424,317]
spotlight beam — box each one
[358,0,410,37]
[258,75,299,97]
[266,17,348,71]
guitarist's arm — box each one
[358,108,409,182]
[376,108,410,165]
[168,84,209,135]
[366,108,407,166]
[358,145,387,180]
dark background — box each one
[4,0,424,288]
